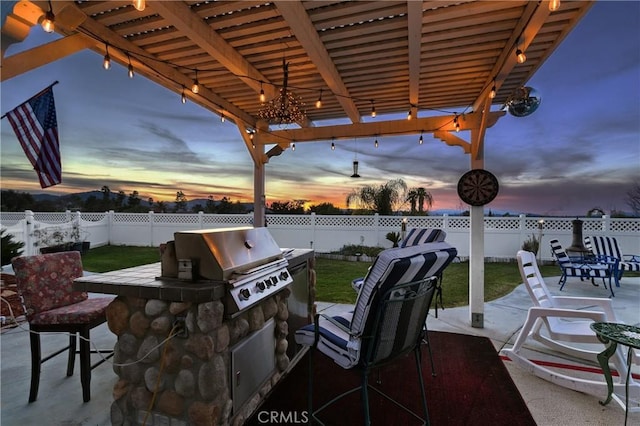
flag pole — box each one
[1,80,59,119]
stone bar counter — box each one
[75,249,315,426]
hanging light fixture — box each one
[351,138,360,178]
[181,86,187,104]
[490,79,497,99]
[418,132,423,145]
[259,82,266,103]
[407,108,413,120]
[127,54,134,78]
[291,143,296,151]
[258,59,306,124]
[220,112,225,122]
[191,70,200,94]
[516,48,527,64]
[316,90,322,109]
[103,44,111,70]
[453,115,460,132]
[40,1,55,33]
[132,0,146,11]
[549,0,561,12]
[374,138,378,148]
[331,142,335,151]
[371,101,376,118]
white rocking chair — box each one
[500,250,639,409]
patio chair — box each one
[549,239,616,297]
[296,242,458,425]
[501,250,639,401]
[11,251,114,402]
[585,235,640,282]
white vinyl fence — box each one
[1,210,639,262]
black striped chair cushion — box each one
[400,228,447,248]
[295,242,457,368]
[585,236,640,272]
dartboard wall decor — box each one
[457,169,499,206]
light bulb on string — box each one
[331,142,335,151]
[419,132,423,145]
[259,82,266,103]
[371,101,376,118]
[41,2,55,33]
[490,80,496,99]
[132,0,146,11]
[191,70,199,94]
[220,112,225,123]
[374,138,378,148]
[407,109,412,120]
[454,115,460,132]
[516,48,526,64]
[103,44,111,70]
[316,90,322,109]
[549,0,560,12]
[181,87,187,104]
[127,55,134,78]
[292,143,296,152]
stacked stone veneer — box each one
[106,286,298,426]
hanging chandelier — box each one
[258,60,306,124]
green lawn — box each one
[82,245,561,308]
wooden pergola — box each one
[1,0,593,327]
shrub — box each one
[521,234,539,254]
[1,229,24,266]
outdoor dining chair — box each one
[295,242,458,425]
[11,251,114,402]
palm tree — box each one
[406,189,419,214]
[415,187,433,214]
[346,178,407,215]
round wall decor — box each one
[457,169,499,206]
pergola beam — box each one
[256,111,504,146]
[275,1,361,124]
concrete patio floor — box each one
[1,275,638,425]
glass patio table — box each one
[590,322,640,425]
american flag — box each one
[5,86,61,188]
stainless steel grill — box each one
[160,227,292,315]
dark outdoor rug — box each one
[246,331,535,425]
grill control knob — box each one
[256,281,266,292]
[266,278,274,288]
[239,289,251,300]
[279,271,289,280]
[270,276,278,286]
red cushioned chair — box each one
[11,251,113,402]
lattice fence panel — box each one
[33,212,69,223]
[154,214,200,224]
[610,219,640,233]
[113,213,149,223]
[448,218,470,229]
[485,218,520,230]
[80,213,108,222]
[267,215,311,226]
[0,212,26,226]
[202,215,251,225]
[315,216,375,227]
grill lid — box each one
[172,227,283,281]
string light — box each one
[220,112,225,122]
[407,108,412,120]
[374,138,378,148]
[181,86,187,104]
[291,143,296,151]
[516,48,527,64]
[259,82,266,103]
[127,54,134,78]
[132,0,146,11]
[370,101,376,118]
[549,0,561,12]
[316,90,322,109]
[490,79,496,99]
[331,142,335,151]
[103,44,111,70]
[191,70,199,94]
[41,1,55,33]
[453,115,460,132]
[418,132,423,145]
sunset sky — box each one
[1,1,639,216]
